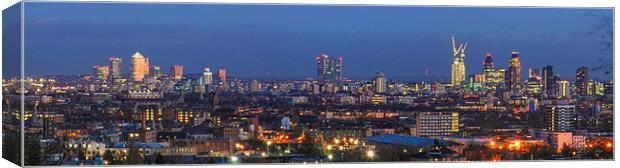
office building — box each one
[415,112,459,137]
[203,67,213,85]
[544,104,576,132]
[451,36,467,86]
[373,72,386,94]
[109,56,122,81]
[542,65,554,97]
[171,64,183,80]
[316,52,343,83]
[218,69,227,83]
[131,52,150,82]
[576,67,588,96]
[506,51,521,92]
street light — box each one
[327,154,334,160]
[230,156,239,163]
[366,150,375,159]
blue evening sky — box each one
[21,2,613,81]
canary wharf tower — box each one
[451,36,467,86]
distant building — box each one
[290,96,308,104]
[218,69,227,83]
[203,67,213,85]
[126,91,163,99]
[416,112,459,137]
[450,36,467,86]
[529,68,541,81]
[171,64,183,80]
[558,80,571,98]
[315,52,343,83]
[281,117,291,130]
[373,72,387,94]
[250,80,260,92]
[92,65,109,83]
[109,56,122,81]
[506,51,521,92]
[576,67,588,96]
[541,132,573,152]
[152,66,161,79]
[481,53,506,91]
[544,104,576,132]
[542,65,554,97]
[572,135,586,150]
[131,52,150,82]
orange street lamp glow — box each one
[367,150,375,158]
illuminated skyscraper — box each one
[218,69,227,83]
[152,66,161,79]
[558,80,571,98]
[576,67,588,96]
[131,52,149,82]
[171,64,183,80]
[482,53,494,73]
[315,53,343,83]
[203,67,213,85]
[250,80,260,92]
[529,68,541,81]
[506,51,521,91]
[481,53,505,90]
[373,72,386,94]
[450,36,467,86]
[92,65,109,82]
[551,75,561,97]
[542,65,554,97]
[109,56,122,81]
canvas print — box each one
[1,1,614,166]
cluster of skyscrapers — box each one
[2,36,612,166]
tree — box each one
[126,147,144,164]
[76,143,86,161]
[530,145,554,159]
[154,153,166,164]
[560,144,575,158]
[103,150,114,164]
[41,138,68,165]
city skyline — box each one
[7,3,612,80]
[2,2,614,166]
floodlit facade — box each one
[171,64,184,80]
[130,52,150,82]
[416,112,459,137]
